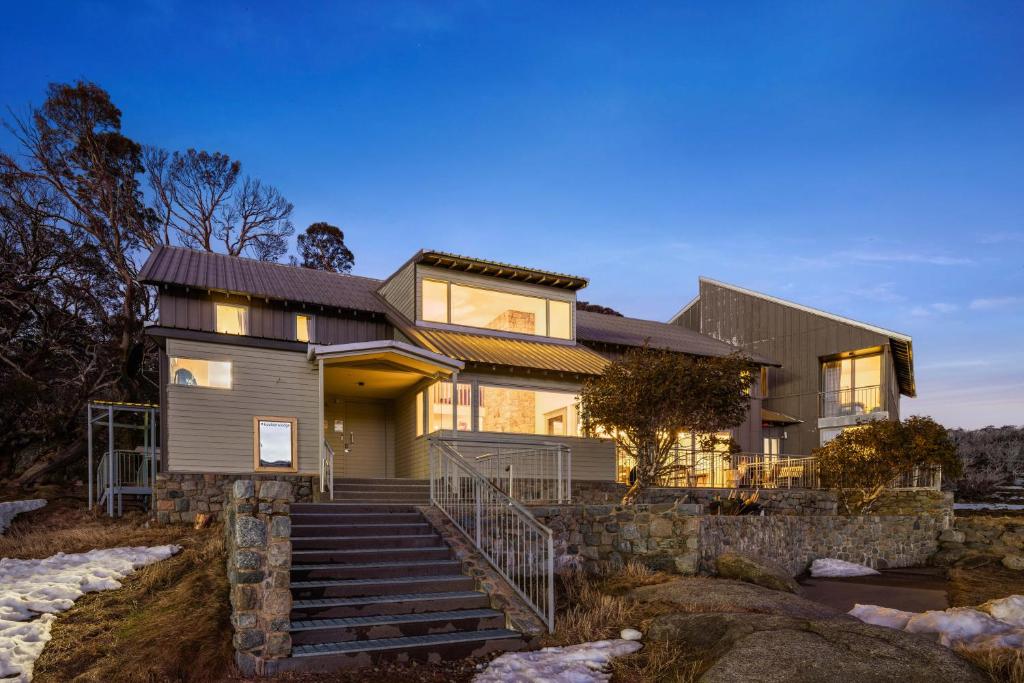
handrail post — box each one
[475,487,482,546]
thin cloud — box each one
[911,302,959,317]
[969,296,1024,311]
[978,231,1024,245]
[840,251,974,266]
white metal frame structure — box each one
[87,401,159,517]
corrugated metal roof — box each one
[139,245,386,313]
[407,327,609,375]
[761,408,803,425]
[415,250,588,290]
[576,310,777,365]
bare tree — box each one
[144,147,293,261]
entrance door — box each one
[333,400,389,478]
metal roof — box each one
[139,245,387,313]
[406,327,609,376]
[414,250,588,290]
[575,310,778,365]
[761,408,803,425]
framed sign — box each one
[253,416,298,472]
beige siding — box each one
[378,261,416,322]
[165,339,319,474]
[394,388,425,478]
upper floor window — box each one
[295,313,314,343]
[820,353,882,417]
[215,303,248,335]
[169,357,232,389]
[421,278,572,340]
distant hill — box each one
[949,425,1024,497]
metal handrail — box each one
[320,440,335,500]
[429,437,555,632]
[473,443,572,503]
[818,384,884,417]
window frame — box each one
[295,312,315,343]
[168,357,232,389]
[215,302,249,336]
[475,382,581,437]
[253,416,298,472]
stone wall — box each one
[698,514,942,576]
[934,514,1024,570]
[155,472,314,524]
[224,479,294,676]
[532,502,943,577]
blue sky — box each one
[2,1,1021,428]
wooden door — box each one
[335,400,389,478]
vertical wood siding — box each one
[378,261,416,321]
[165,339,320,473]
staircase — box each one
[286,478,525,670]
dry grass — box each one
[955,646,1024,683]
[948,562,1024,608]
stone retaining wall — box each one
[934,514,1024,569]
[155,472,314,524]
[224,479,294,676]
[532,502,944,577]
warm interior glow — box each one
[821,352,883,415]
[477,385,580,436]
[422,279,449,323]
[415,391,424,436]
[548,300,571,340]
[169,357,232,389]
[427,382,471,432]
[296,314,312,342]
[215,303,248,335]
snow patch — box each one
[954,503,1024,511]
[0,545,179,681]
[620,628,642,641]
[849,596,1024,653]
[0,501,47,536]
[809,558,879,578]
[473,639,643,683]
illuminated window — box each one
[169,357,232,389]
[295,314,313,343]
[821,352,883,416]
[428,382,471,432]
[548,300,571,340]
[215,303,248,335]
[421,278,573,339]
[415,391,424,437]
[477,385,580,436]
[422,279,448,323]
[253,416,297,471]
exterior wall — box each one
[158,289,392,346]
[678,281,901,455]
[378,260,416,322]
[394,386,428,478]
[165,338,320,474]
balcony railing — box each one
[819,384,883,418]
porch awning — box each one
[308,340,465,376]
[761,408,803,425]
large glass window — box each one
[820,353,883,416]
[477,385,580,436]
[215,303,248,335]
[427,382,471,432]
[169,357,232,389]
[421,278,572,339]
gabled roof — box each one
[576,310,778,366]
[675,277,916,397]
[413,250,588,290]
[139,245,386,313]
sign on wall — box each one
[254,417,297,471]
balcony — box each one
[819,385,883,418]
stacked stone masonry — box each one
[155,472,313,524]
[225,479,294,676]
[935,514,1024,570]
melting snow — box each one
[0,501,47,536]
[0,545,179,682]
[473,638,643,683]
[850,596,1024,652]
[809,558,880,578]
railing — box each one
[887,465,942,491]
[733,454,820,489]
[819,385,883,418]
[470,440,572,504]
[96,449,157,514]
[429,437,555,632]
[320,439,335,500]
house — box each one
[140,246,775,494]
[671,277,916,455]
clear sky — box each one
[2,1,1021,428]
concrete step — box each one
[333,481,430,491]
[279,629,525,671]
[291,525,435,546]
[332,478,429,486]
[292,523,434,538]
[290,591,491,621]
[292,545,451,565]
[289,609,506,645]
[291,559,462,581]
[291,533,444,551]
[294,503,422,514]
[329,491,430,502]
[291,574,476,600]
[291,512,425,525]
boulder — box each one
[1002,554,1024,571]
[715,553,800,594]
[629,577,838,620]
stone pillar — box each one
[225,479,293,676]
